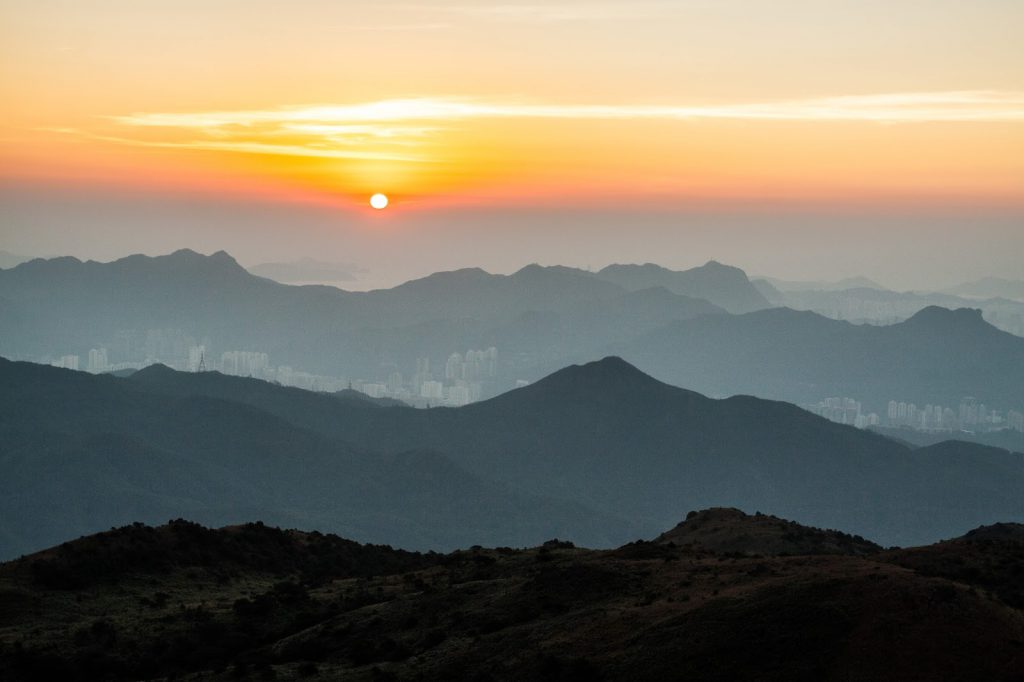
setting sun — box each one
[370,193,389,210]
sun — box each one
[370,193,389,210]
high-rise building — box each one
[87,348,109,373]
[420,380,444,400]
[445,352,463,381]
[53,354,80,370]
[220,350,269,377]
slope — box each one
[0,358,635,559]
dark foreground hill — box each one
[656,508,881,556]
[1,514,1023,682]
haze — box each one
[2,0,1022,289]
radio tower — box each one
[197,350,206,373]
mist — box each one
[3,181,1020,291]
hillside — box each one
[0,251,725,383]
[0,358,634,559]
[618,305,1024,410]
[1,514,1022,681]
[596,261,770,313]
[118,356,1024,547]
[758,284,1024,336]
[656,508,881,556]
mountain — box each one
[119,355,1024,547]
[884,522,1024,610]
[3,514,1023,681]
[763,284,1024,336]
[0,358,634,559]
[596,261,770,313]
[760,275,889,292]
[618,305,1024,411]
[656,508,881,556]
[750,277,786,305]
[869,425,1024,452]
[943,276,1024,302]
[247,257,363,283]
[0,251,724,384]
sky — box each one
[1,0,1022,289]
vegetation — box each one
[2,514,1023,681]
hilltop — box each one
[4,355,1022,556]
[1,513,1022,681]
[656,508,882,556]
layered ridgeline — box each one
[2,511,1023,681]
[596,261,770,313]
[618,305,1024,410]
[0,250,729,385]
[750,278,1024,337]
[3,356,1022,559]
[0,358,635,559]
[3,250,1021,411]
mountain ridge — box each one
[3,512,1023,681]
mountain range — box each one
[943,276,1024,302]
[752,277,1024,336]
[2,510,1022,681]
[617,304,1024,410]
[0,251,732,384]
[595,261,770,313]
[3,250,1021,411]
[2,355,1021,560]
[0,357,634,559]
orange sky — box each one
[2,1,1023,213]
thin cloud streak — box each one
[43,128,429,163]
[420,2,679,23]
[114,91,1024,130]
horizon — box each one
[2,1,1023,290]
[4,4,1024,676]
[3,244,1022,294]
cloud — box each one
[85,91,1024,163]
[114,91,1024,130]
[430,3,668,23]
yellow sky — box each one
[2,0,1023,210]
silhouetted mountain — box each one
[596,260,770,313]
[943,276,1024,302]
[332,388,407,407]
[656,508,881,556]
[884,521,1024,609]
[750,277,786,305]
[0,251,724,383]
[0,358,633,559]
[764,284,1024,336]
[868,425,1024,452]
[761,275,889,292]
[120,356,1024,547]
[3,514,1024,682]
[618,306,1024,410]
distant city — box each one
[45,327,510,408]
[804,395,1024,434]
